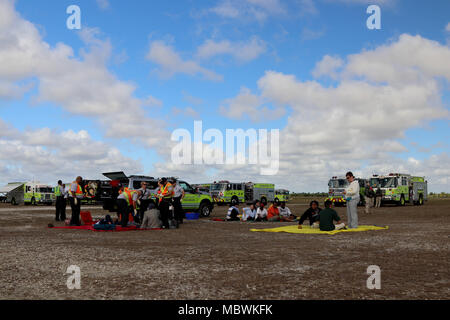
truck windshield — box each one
[328,179,348,188]
[211,184,226,191]
[370,178,380,187]
[38,187,53,193]
[380,177,398,188]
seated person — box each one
[318,200,346,231]
[242,202,257,221]
[141,201,162,229]
[226,203,240,221]
[279,201,296,221]
[298,200,322,229]
[255,202,268,221]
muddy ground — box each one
[0,199,449,300]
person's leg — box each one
[349,200,358,228]
[346,202,352,228]
[365,197,370,214]
[69,198,76,225]
[61,198,66,221]
[335,223,346,230]
[55,197,61,221]
[74,199,81,225]
[159,201,170,228]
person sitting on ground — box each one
[255,202,268,221]
[318,200,346,231]
[298,200,322,229]
[226,203,240,221]
[242,202,257,221]
[279,201,296,221]
[141,201,162,229]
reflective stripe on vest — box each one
[72,182,83,197]
[123,190,135,206]
[161,183,173,199]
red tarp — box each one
[49,224,162,232]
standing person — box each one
[171,179,185,224]
[69,176,84,226]
[343,171,359,229]
[375,185,382,208]
[54,180,66,222]
[157,178,174,229]
[137,182,152,224]
[364,182,375,214]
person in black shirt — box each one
[298,200,321,229]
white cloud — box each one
[146,40,223,81]
[196,37,267,63]
[96,0,110,10]
[208,0,285,22]
[445,22,450,33]
[0,0,171,155]
[208,34,450,191]
[0,119,142,186]
[219,87,286,122]
[312,55,344,79]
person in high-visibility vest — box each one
[157,177,174,229]
[69,176,84,226]
[117,189,141,227]
[54,180,67,221]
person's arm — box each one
[298,209,310,226]
[181,188,185,199]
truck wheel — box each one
[261,197,267,206]
[231,196,239,205]
[199,201,211,217]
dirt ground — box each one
[0,199,449,300]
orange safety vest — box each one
[71,182,83,197]
[123,189,136,206]
[158,183,173,202]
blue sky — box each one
[0,0,449,191]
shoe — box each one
[55,218,60,222]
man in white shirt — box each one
[343,171,360,229]
[278,201,295,221]
[137,182,152,223]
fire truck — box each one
[210,181,275,205]
[0,182,55,205]
[370,173,427,206]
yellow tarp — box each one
[250,225,389,235]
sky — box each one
[0,0,449,192]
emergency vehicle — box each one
[0,182,55,205]
[371,173,427,206]
[210,181,275,205]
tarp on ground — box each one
[250,225,389,235]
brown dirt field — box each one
[0,199,449,300]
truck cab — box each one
[275,189,290,202]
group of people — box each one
[226,199,296,222]
[363,182,383,214]
[55,176,186,230]
[226,171,362,232]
